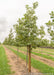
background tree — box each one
[50,41,54,47]
[3,38,8,45]
[13,24,21,47]
[41,39,49,47]
[46,11,54,47]
[39,26,45,39]
[7,28,14,45]
[3,29,15,45]
[37,25,45,48]
[14,2,38,72]
[0,42,1,45]
[35,25,45,48]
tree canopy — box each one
[46,11,54,41]
[14,2,39,48]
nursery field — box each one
[0,0,54,75]
[0,45,54,75]
[2,46,54,75]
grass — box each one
[17,46,54,55]
[11,46,54,55]
[6,46,54,74]
[10,46,54,61]
[35,48,54,53]
[11,46,54,53]
[33,50,54,55]
[32,52,54,61]
[0,46,12,75]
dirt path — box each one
[3,46,40,75]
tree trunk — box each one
[26,45,29,72]
[28,45,31,73]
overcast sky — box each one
[0,0,54,42]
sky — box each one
[0,0,54,42]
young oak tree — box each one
[3,37,8,45]
[14,2,38,72]
[46,11,54,47]
[39,26,45,39]
[38,26,45,46]
[13,24,21,47]
[8,28,14,45]
[0,42,1,45]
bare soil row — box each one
[10,46,54,68]
[3,46,40,75]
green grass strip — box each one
[32,52,54,61]
[6,46,54,74]
[36,48,54,52]
[12,46,54,61]
[18,47,54,56]
[11,46,54,61]
[0,46,12,75]
[32,48,54,56]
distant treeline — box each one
[39,47,54,49]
